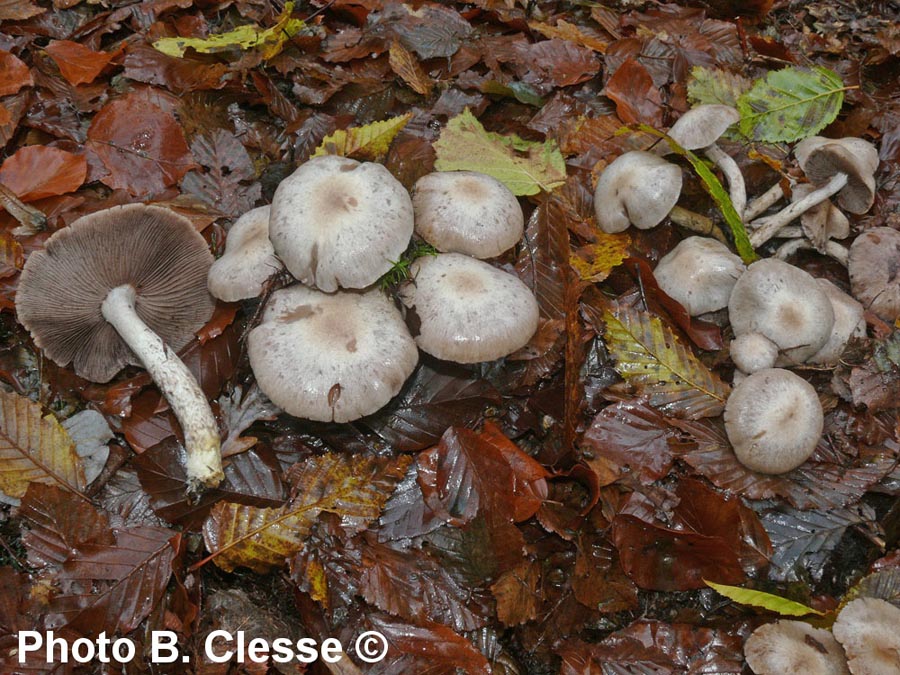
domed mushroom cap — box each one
[796,138,879,214]
[412,171,524,259]
[666,104,740,150]
[269,155,414,292]
[728,258,834,364]
[16,204,215,383]
[808,279,866,365]
[725,368,824,474]
[594,151,682,233]
[247,285,418,423]
[832,597,900,675]
[208,206,284,302]
[653,236,745,316]
[849,227,900,322]
[744,620,849,675]
[400,253,539,363]
[730,332,779,374]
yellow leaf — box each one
[569,233,630,282]
[0,390,85,498]
[705,580,824,617]
[433,108,567,196]
[389,41,433,96]
[312,114,413,162]
[0,232,24,278]
[529,19,609,53]
[152,2,304,60]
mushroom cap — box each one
[796,136,879,176]
[832,597,900,675]
[808,279,866,365]
[728,258,834,363]
[268,155,414,292]
[724,368,824,474]
[247,285,418,422]
[666,104,740,150]
[653,236,746,315]
[399,253,539,363]
[594,151,683,233]
[208,206,284,302]
[730,332,779,374]
[412,171,524,259]
[792,184,850,249]
[849,227,900,322]
[744,620,849,675]
[797,139,878,214]
[16,204,215,383]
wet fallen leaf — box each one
[0,145,87,202]
[44,40,115,86]
[0,50,33,96]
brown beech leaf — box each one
[0,145,87,202]
[0,232,23,279]
[87,92,196,198]
[389,40,433,96]
[377,463,444,542]
[180,130,261,218]
[382,2,473,60]
[512,38,600,88]
[572,532,639,613]
[478,422,549,521]
[491,559,541,626]
[123,44,229,94]
[529,19,609,53]
[0,0,44,20]
[44,40,114,86]
[604,57,665,126]
[0,50,33,96]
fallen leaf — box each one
[605,58,664,127]
[0,232,23,279]
[312,113,412,161]
[491,560,541,626]
[529,19,609,53]
[0,50,32,96]
[569,233,630,283]
[0,0,44,21]
[687,65,753,109]
[389,41,432,96]
[44,40,114,86]
[0,145,87,202]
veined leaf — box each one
[600,304,730,419]
[153,2,304,60]
[569,232,630,282]
[0,232,23,278]
[313,114,413,162]
[434,109,567,196]
[736,66,846,143]
[687,66,753,109]
[704,580,824,616]
[0,390,85,499]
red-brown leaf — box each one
[604,57,665,126]
[0,145,86,202]
[0,50,32,96]
[45,40,115,86]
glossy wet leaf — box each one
[44,40,114,86]
[0,145,86,201]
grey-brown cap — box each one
[744,620,849,675]
[247,285,418,422]
[730,332,779,374]
[796,137,879,214]
[594,151,682,233]
[666,104,740,150]
[399,253,539,363]
[412,171,524,259]
[268,155,414,292]
[208,205,284,302]
[808,279,866,365]
[832,597,900,675]
[653,236,745,316]
[16,204,215,383]
[848,227,900,322]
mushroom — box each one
[652,236,746,316]
[399,252,539,363]
[728,258,834,365]
[268,155,414,292]
[664,104,746,219]
[744,620,849,675]
[593,151,683,233]
[724,368,824,474]
[730,332,779,375]
[832,597,900,674]
[807,279,866,365]
[16,204,223,489]
[247,285,418,422]
[411,171,524,258]
[208,205,284,302]
[848,227,900,322]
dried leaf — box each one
[687,66,753,109]
[529,19,609,53]
[704,581,823,616]
[0,0,44,21]
[0,50,33,96]
[312,113,412,161]
[0,232,23,279]
[433,108,567,195]
[569,233,630,283]
[44,40,114,86]
[0,145,86,202]
[389,41,432,96]
[491,560,540,626]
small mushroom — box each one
[247,285,418,422]
[412,171,524,258]
[832,597,900,675]
[652,236,746,316]
[730,332,779,375]
[744,620,849,675]
[594,151,682,233]
[16,204,223,489]
[728,258,834,364]
[399,252,539,363]
[208,206,284,302]
[848,227,900,322]
[724,368,824,474]
[269,155,414,292]
[807,279,866,365]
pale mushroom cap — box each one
[208,206,284,302]
[594,151,683,233]
[412,171,524,258]
[724,368,824,474]
[744,620,850,675]
[728,258,834,363]
[666,104,740,150]
[730,332,779,374]
[653,236,746,315]
[799,141,877,214]
[808,279,866,365]
[247,285,418,422]
[849,227,900,322]
[400,253,539,363]
[832,598,900,675]
[797,137,880,177]
[269,155,414,292]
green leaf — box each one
[153,2,304,59]
[312,114,412,161]
[433,109,567,196]
[687,66,753,109]
[704,580,825,617]
[736,66,846,143]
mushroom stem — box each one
[744,182,785,222]
[749,172,849,247]
[101,285,224,489]
[775,238,849,266]
[704,144,747,220]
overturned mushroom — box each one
[16,204,223,489]
[744,620,849,675]
[653,236,745,316]
[848,227,900,322]
[208,205,284,302]
[594,151,682,233]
